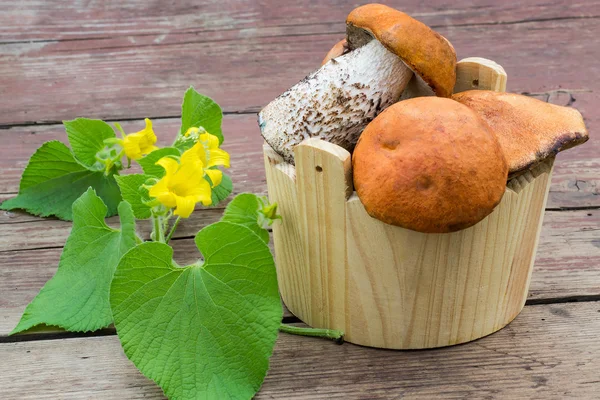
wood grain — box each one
[454,57,507,93]
[294,139,352,330]
[263,145,310,320]
[2,0,596,42]
[0,17,598,125]
[1,302,599,399]
[0,0,598,398]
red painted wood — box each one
[0,17,598,125]
[1,0,596,42]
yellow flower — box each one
[121,118,159,160]
[187,132,230,187]
[148,148,212,218]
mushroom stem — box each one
[259,39,413,164]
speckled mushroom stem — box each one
[258,39,413,164]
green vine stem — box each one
[279,324,344,344]
[152,215,166,243]
[165,216,181,244]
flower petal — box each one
[196,178,213,206]
[137,119,158,154]
[174,151,204,190]
[155,157,179,177]
[206,148,230,168]
[174,195,197,218]
[181,143,204,168]
[186,141,208,166]
[204,168,223,187]
[148,178,177,208]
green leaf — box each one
[0,141,122,220]
[138,147,180,177]
[10,189,137,334]
[64,118,116,168]
[221,193,269,243]
[114,174,153,219]
[209,173,233,207]
[111,221,282,400]
[180,87,223,144]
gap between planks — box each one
[4,14,599,55]
[2,298,599,344]
[1,0,598,45]
[0,88,591,129]
[1,302,599,399]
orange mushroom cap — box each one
[353,97,508,233]
[346,3,457,98]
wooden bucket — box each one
[263,58,554,349]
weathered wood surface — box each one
[0,10,598,125]
[1,302,599,399]
[2,0,597,42]
[0,0,599,398]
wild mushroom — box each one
[321,39,348,65]
[259,4,456,164]
[453,91,589,178]
[352,97,508,233]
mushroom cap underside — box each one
[453,90,589,177]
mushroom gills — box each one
[259,39,413,164]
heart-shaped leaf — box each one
[11,188,137,334]
[110,221,282,399]
[0,141,122,220]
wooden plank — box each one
[0,115,267,197]
[1,18,598,125]
[1,0,596,42]
[1,209,599,336]
[1,110,597,215]
[0,207,223,251]
[1,302,599,398]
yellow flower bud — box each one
[121,118,159,160]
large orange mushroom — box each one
[352,97,508,233]
[259,4,456,163]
